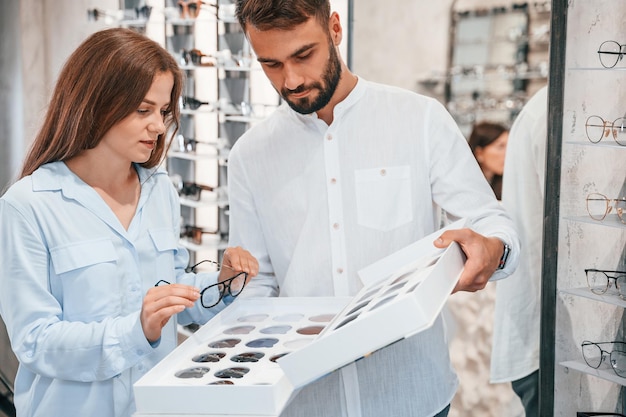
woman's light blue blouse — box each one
[0,161,223,417]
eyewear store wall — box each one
[0,1,625,417]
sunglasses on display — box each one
[586,193,626,224]
[181,48,215,66]
[86,8,122,22]
[183,96,212,111]
[180,224,218,245]
[179,182,214,201]
[585,115,626,146]
[178,0,218,19]
[585,269,626,299]
[155,260,248,308]
[597,40,626,68]
[135,5,152,19]
[176,135,212,153]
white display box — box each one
[134,221,466,416]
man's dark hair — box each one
[236,0,331,32]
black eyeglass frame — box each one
[581,340,626,379]
[597,40,626,69]
[155,260,248,309]
[585,269,626,299]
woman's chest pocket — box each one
[50,238,119,320]
[149,228,177,281]
[354,165,413,232]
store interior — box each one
[0,1,624,416]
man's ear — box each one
[329,11,343,45]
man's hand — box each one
[219,246,259,286]
[433,228,504,293]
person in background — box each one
[490,86,548,417]
[0,28,258,417]
[468,121,509,200]
[228,1,520,416]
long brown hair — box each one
[236,0,331,32]
[20,27,183,178]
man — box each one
[491,86,548,417]
[228,1,520,416]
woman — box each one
[468,121,509,200]
[0,28,258,417]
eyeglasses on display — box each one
[585,269,626,299]
[87,8,122,22]
[586,193,626,224]
[183,96,212,111]
[135,5,152,19]
[179,182,214,201]
[155,259,248,308]
[181,48,215,66]
[578,413,626,417]
[581,340,626,379]
[597,40,626,68]
[181,224,218,244]
[176,134,212,153]
[585,115,626,146]
[177,0,217,19]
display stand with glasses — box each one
[161,0,279,267]
[88,0,279,341]
[542,0,626,415]
[440,1,550,137]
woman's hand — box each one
[140,283,200,342]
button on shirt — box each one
[227,78,519,417]
[0,162,225,417]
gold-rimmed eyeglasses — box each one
[156,260,247,308]
[586,193,626,224]
[585,115,626,146]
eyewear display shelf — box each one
[544,1,626,415]
[163,0,278,263]
[133,223,466,417]
[441,1,550,137]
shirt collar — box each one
[31,161,166,193]
[289,76,367,127]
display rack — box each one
[88,0,280,339]
[443,1,550,137]
[542,1,626,415]
[162,0,279,265]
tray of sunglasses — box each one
[133,296,351,416]
[135,224,465,416]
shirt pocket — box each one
[50,238,118,320]
[354,165,413,232]
[149,228,178,281]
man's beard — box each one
[280,41,342,115]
